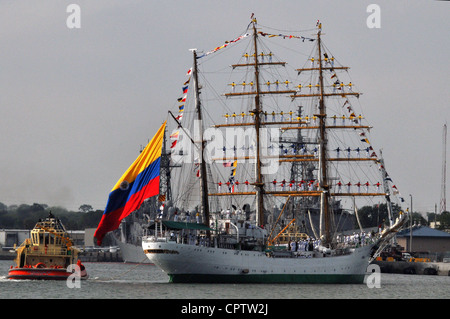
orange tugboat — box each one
[7,212,88,280]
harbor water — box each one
[1,260,449,300]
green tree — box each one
[81,210,103,227]
[79,204,94,213]
[0,203,103,230]
[0,202,7,213]
[357,203,403,228]
[438,211,450,229]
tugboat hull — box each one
[7,266,88,280]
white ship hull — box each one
[142,238,375,283]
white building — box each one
[0,229,30,248]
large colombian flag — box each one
[94,121,166,245]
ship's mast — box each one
[316,27,332,245]
[192,49,210,228]
[379,150,393,226]
[159,128,173,202]
[251,20,265,227]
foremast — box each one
[192,49,210,230]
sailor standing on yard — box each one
[346,182,351,193]
[284,80,290,89]
[364,181,370,193]
[240,111,245,123]
[337,181,342,193]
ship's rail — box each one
[14,238,31,251]
[143,235,214,247]
[24,246,72,257]
[143,236,172,243]
[144,233,267,251]
[14,237,77,257]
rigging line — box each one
[173,169,198,200]
[257,23,317,34]
[198,72,230,112]
[320,42,345,68]
[168,111,201,152]
[109,257,149,281]
[197,29,251,63]
[261,37,312,59]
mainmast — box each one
[192,49,210,228]
[251,20,265,227]
[316,27,332,245]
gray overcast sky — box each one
[0,1,448,214]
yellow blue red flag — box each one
[94,121,166,245]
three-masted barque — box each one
[138,17,408,283]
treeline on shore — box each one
[0,201,448,231]
[0,202,103,230]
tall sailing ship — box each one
[111,17,408,283]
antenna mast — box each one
[441,123,447,213]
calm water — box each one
[1,260,449,300]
